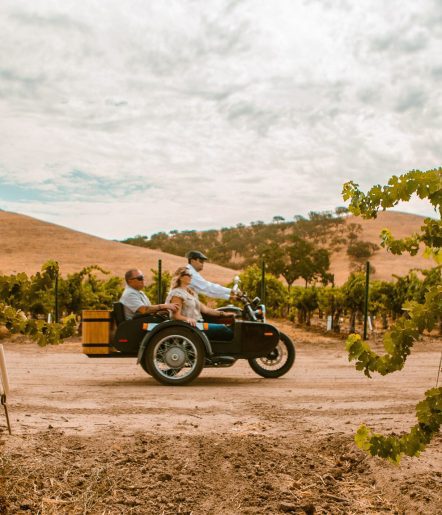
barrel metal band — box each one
[82,343,112,348]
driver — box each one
[185,250,238,300]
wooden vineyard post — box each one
[54,266,59,323]
[363,261,370,340]
[261,260,266,307]
[0,344,12,434]
[158,259,163,304]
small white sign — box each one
[326,316,333,331]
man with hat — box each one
[185,250,236,300]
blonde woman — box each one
[166,267,235,339]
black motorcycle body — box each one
[85,293,296,386]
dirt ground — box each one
[0,322,441,514]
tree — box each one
[287,236,332,287]
[347,240,379,271]
[121,208,352,272]
[261,236,332,289]
[293,210,348,249]
[237,265,288,317]
[121,234,149,247]
[342,167,442,462]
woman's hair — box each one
[170,266,191,290]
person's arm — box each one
[190,271,231,300]
[170,296,197,326]
[136,303,179,315]
[199,302,235,319]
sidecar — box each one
[82,303,295,386]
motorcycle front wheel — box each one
[248,332,295,378]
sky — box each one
[0,0,441,240]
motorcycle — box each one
[86,277,296,386]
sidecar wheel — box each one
[248,332,295,378]
[144,327,205,386]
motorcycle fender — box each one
[137,320,213,364]
[240,322,280,357]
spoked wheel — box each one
[144,327,205,385]
[248,332,296,378]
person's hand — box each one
[230,290,242,300]
[162,303,180,312]
[217,310,235,317]
[185,317,197,327]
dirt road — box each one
[1,323,441,514]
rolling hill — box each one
[123,211,435,284]
[0,209,435,285]
[329,211,431,284]
[0,210,236,284]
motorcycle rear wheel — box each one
[248,332,295,378]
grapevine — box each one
[355,387,441,463]
[342,168,442,262]
[342,167,442,462]
[0,302,77,346]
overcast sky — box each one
[0,0,441,240]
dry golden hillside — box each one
[0,211,236,284]
[0,209,435,285]
[330,211,433,284]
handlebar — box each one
[234,292,262,321]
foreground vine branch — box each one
[342,167,442,462]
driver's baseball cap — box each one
[186,250,208,261]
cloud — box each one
[370,30,429,54]
[395,87,427,113]
[0,0,440,239]
[10,10,90,32]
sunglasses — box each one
[180,272,191,277]
[131,275,144,281]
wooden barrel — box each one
[82,310,112,355]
